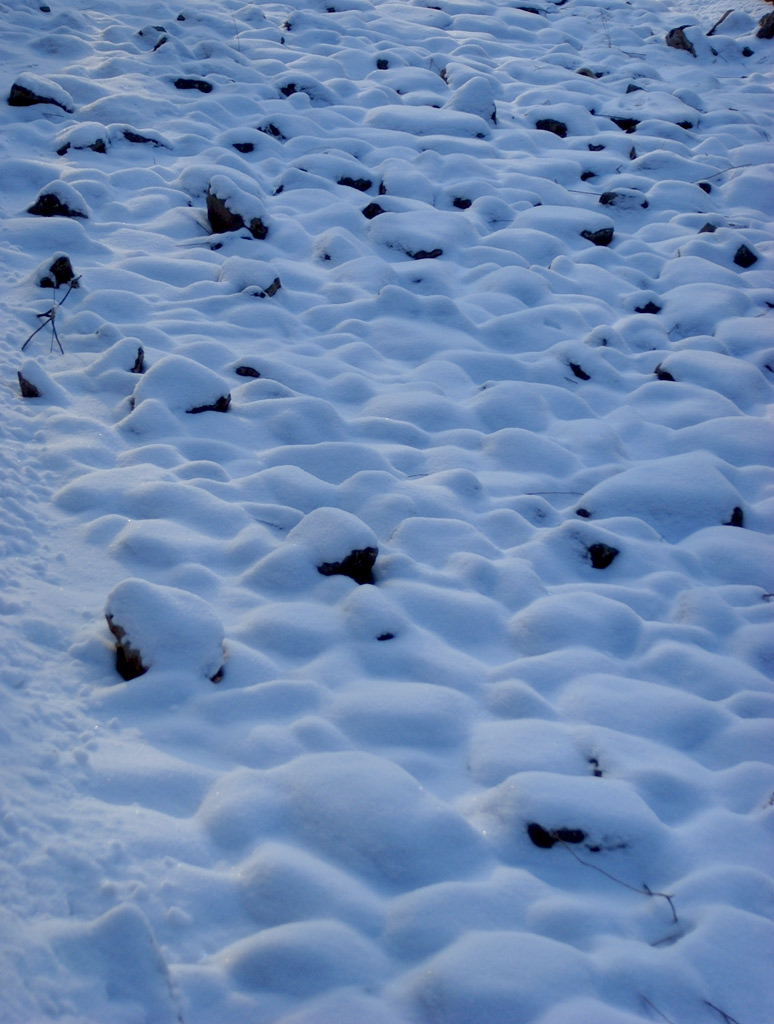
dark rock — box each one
[258,122,286,140]
[577,67,601,78]
[536,118,567,138]
[453,197,472,209]
[576,508,591,518]
[527,823,586,849]
[40,255,76,289]
[725,506,744,528]
[174,78,212,92]
[362,202,384,219]
[629,146,637,160]
[610,116,639,133]
[697,181,712,194]
[699,222,717,234]
[377,633,394,641]
[410,249,443,260]
[635,301,661,314]
[581,227,614,247]
[338,176,372,192]
[587,542,619,569]
[589,757,603,778]
[28,192,86,219]
[248,217,269,241]
[734,245,757,268]
[318,547,378,585]
[677,121,694,130]
[654,363,675,381]
[17,371,40,398]
[131,347,145,374]
[233,142,254,153]
[757,11,774,38]
[666,26,697,56]
[8,81,72,111]
[379,182,387,196]
[206,190,244,234]
[105,616,147,681]
[259,276,281,297]
[569,362,590,381]
[187,394,231,415]
[235,365,261,378]
[580,171,595,181]
[123,130,161,146]
[742,46,754,56]
[588,143,605,152]
[376,58,389,69]
[280,83,297,97]
[626,83,642,94]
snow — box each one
[1,0,773,1021]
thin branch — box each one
[704,1001,744,1024]
[558,840,678,923]
[640,995,676,1023]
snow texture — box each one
[1,0,773,1021]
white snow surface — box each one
[1,0,773,1021]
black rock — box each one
[569,362,590,380]
[588,143,605,152]
[131,347,145,374]
[725,506,744,528]
[362,202,384,219]
[280,83,297,97]
[206,190,244,233]
[233,142,254,153]
[536,118,567,138]
[123,130,161,146]
[376,58,389,69]
[757,11,774,38]
[8,81,73,111]
[338,176,372,192]
[580,171,595,181]
[410,248,443,260]
[635,301,661,314]
[654,363,675,381]
[699,222,717,234]
[610,116,639,133]
[377,633,394,641]
[453,197,472,209]
[258,122,286,140]
[666,26,697,56]
[248,217,269,241]
[527,823,586,849]
[587,542,619,569]
[734,245,757,268]
[581,227,614,247]
[187,394,231,414]
[40,255,76,289]
[28,193,86,219]
[235,365,261,378]
[576,508,591,518]
[174,78,212,92]
[318,547,378,585]
[17,371,40,398]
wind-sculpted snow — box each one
[1,0,772,1021]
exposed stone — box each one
[131,347,145,374]
[258,122,286,140]
[186,394,231,414]
[17,371,40,398]
[535,118,567,138]
[609,116,639,133]
[105,617,148,680]
[666,26,697,56]
[28,192,86,219]
[8,81,73,112]
[725,506,744,528]
[587,542,620,569]
[453,197,472,209]
[260,277,281,297]
[635,301,661,314]
[235,365,261,378]
[376,58,389,69]
[338,176,372,192]
[318,547,378,585]
[409,248,443,260]
[699,222,717,234]
[576,508,591,519]
[174,78,212,92]
[734,244,757,268]
[206,190,245,233]
[123,130,162,146]
[39,255,76,289]
[233,142,254,153]
[569,362,590,381]
[654,364,675,381]
[527,823,586,849]
[757,11,774,39]
[362,202,384,219]
[581,227,614,247]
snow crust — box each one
[1,0,772,1021]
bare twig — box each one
[704,1001,744,1024]
[21,276,80,354]
[640,995,676,1023]
[558,840,678,923]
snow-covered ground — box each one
[1,0,773,1021]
